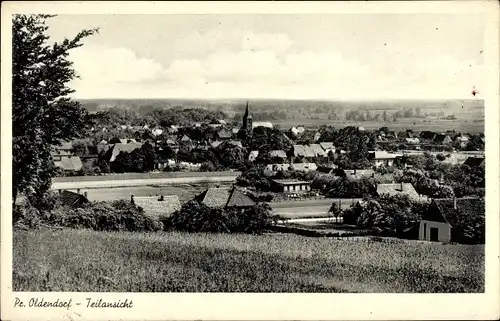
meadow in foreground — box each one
[13,229,484,292]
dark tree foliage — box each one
[12,14,97,206]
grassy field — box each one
[13,229,484,292]
[82,183,221,203]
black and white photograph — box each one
[2,1,499,320]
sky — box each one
[45,14,485,100]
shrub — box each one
[167,200,277,234]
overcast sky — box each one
[45,14,485,100]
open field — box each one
[272,118,484,133]
[13,229,484,292]
[51,172,240,190]
[271,199,360,219]
[82,184,226,203]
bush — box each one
[17,200,163,232]
[167,200,278,234]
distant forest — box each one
[80,98,485,125]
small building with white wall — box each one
[270,179,311,193]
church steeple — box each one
[242,101,252,132]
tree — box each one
[329,202,342,223]
[12,14,97,207]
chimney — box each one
[131,195,134,204]
[77,188,81,194]
[58,189,62,194]
[453,197,457,210]
[83,191,88,198]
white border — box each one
[1,1,499,320]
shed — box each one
[59,190,89,208]
[419,197,484,243]
[195,187,255,209]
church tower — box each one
[242,101,252,132]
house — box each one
[248,150,259,162]
[270,179,312,193]
[316,164,338,174]
[290,126,305,136]
[155,159,175,170]
[152,128,163,137]
[420,131,436,140]
[211,140,223,148]
[290,162,317,172]
[264,163,291,176]
[252,121,273,129]
[180,135,192,143]
[455,135,469,148]
[463,156,485,169]
[217,129,233,140]
[119,138,138,144]
[342,169,375,179]
[269,150,287,160]
[58,190,89,208]
[131,195,181,219]
[195,187,255,209]
[96,143,112,154]
[419,198,484,242]
[292,145,315,158]
[319,142,335,155]
[369,151,398,167]
[376,182,420,200]
[434,134,452,145]
[104,142,143,162]
[310,144,327,157]
[54,156,83,173]
[51,140,73,160]
[179,162,202,171]
[405,138,421,145]
[228,140,243,148]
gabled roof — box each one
[211,140,223,148]
[320,142,335,151]
[376,183,420,199]
[310,144,327,157]
[180,135,192,142]
[196,187,255,208]
[133,195,181,218]
[60,190,89,207]
[269,150,287,158]
[424,198,485,226]
[293,145,315,158]
[54,156,83,172]
[106,143,143,162]
[463,157,485,168]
